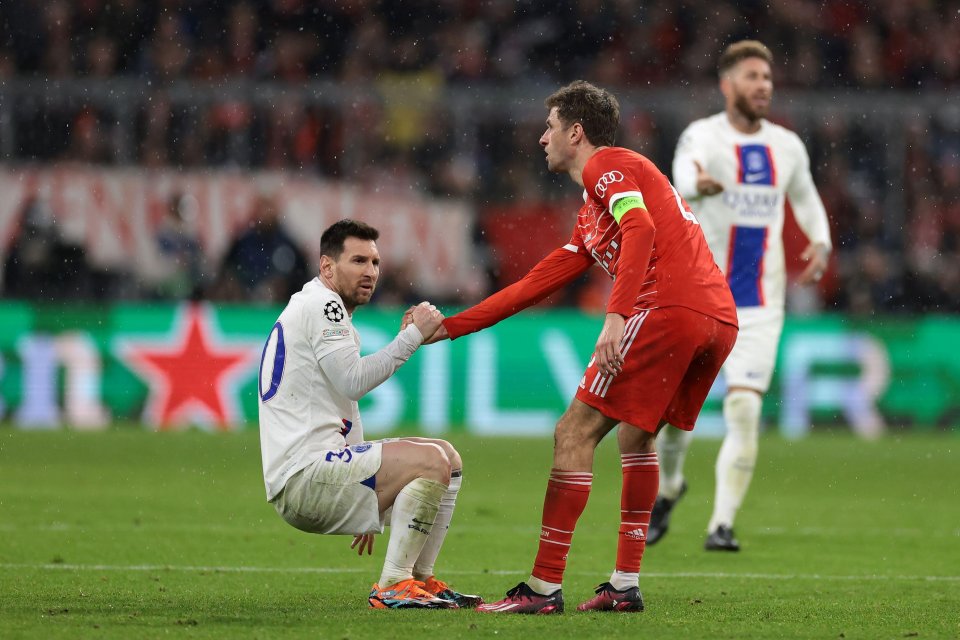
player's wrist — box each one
[401,323,425,346]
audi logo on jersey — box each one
[594,170,624,197]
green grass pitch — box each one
[0,427,958,639]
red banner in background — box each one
[483,202,571,286]
[482,200,612,311]
[0,166,480,299]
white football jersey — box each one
[672,112,831,309]
[258,278,365,501]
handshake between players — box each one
[402,301,446,343]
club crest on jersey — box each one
[339,418,353,436]
[737,144,775,186]
[594,170,624,197]
[324,301,345,323]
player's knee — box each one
[620,423,656,453]
[441,441,462,470]
[419,444,452,484]
[427,438,461,470]
[635,431,657,454]
[553,420,587,461]
[553,422,573,450]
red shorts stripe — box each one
[593,311,649,398]
[575,306,737,432]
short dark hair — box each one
[718,40,773,76]
[320,219,379,259]
[544,80,620,147]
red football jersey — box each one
[442,147,737,340]
[576,147,738,325]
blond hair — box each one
[718,40,773,76]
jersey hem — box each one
[633,303,738,329]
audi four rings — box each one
[594,170,624,197]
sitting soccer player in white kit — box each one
[650,40,832,551]
[258,219,481,609]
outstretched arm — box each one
[318,327,423,401]
[318,304,442,400]
[442,246,594,340]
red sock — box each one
[616,452,659,573]
[531,468,592,584]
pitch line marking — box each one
[0,563,957,582]
[0,523,956,537]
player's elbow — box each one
[343,384,366,402]
[621,211,655,235]
[331,373,367,401]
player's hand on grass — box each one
[694,161,724,196]
[594,313,625,377]
[351,533,375,555]
[797,242,830,284]
[411,301,444,340]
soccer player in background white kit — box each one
[649,41,832,551]
[258,219,481,608]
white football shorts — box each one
[272,441,384,535]
[722,306,785,393]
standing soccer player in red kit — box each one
[419,80,738,613]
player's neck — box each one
[726,109,762,135]
[569,145,606,187]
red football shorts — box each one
[575,306,738,432]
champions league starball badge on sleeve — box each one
[324,301,345,323]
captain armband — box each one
[611,196,646,223]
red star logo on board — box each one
[116,304,259,430]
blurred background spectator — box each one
[3,197,93,301]
[0,0,958,312]
[210,192,310,303]
[150,192,207,300]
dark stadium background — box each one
[1,3,959,639]
[0,1,957,432]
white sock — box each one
[656,426,693,500]
[608,570,639,591]
[413,470,461,581]
[378,477,446,587]
[527,575,562,595]
[709,390,762,532]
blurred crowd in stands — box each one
[1,0,959,313]
[3,1,957,87]
[3,191,313,305]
